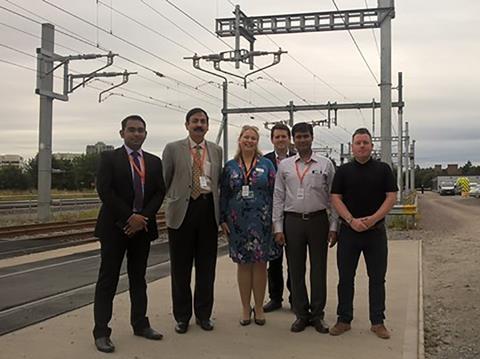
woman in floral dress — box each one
[220,125,281,326]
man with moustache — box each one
[263,123,294,312]
[273,122,338,333]
[329,128,397,339]
[93,115,165,353]
[162,108,222,334]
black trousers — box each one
[267,249,291,303]
[284,211,329,321]
[93,231,151,339]
[336,223,388,325]
[168,194,218,323]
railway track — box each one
[0,212,166,238]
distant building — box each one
[86,142,114,155]
[446,164,459,176]
[53,153,83,161]
[0,154,23,168]
[434,164,442,173]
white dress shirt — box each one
[272,152,339,232]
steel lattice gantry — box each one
[216,7,393,36]
[214,1,396,167]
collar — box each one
[274,150,289,160]
[294,152,318,164]
[124,144,143,157]
[353,156,372,166]
[188,136,206,150]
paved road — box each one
[0,240,171,335]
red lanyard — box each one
[191,145,207,173]
[295,158,313,185]
[240,156,257,185]
[129,155,145,184]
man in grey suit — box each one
[162,108,222,334]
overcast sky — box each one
[0,0,479,167]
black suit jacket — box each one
[264,150,296,171]
[94,147,166,241]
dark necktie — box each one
[131,151,143,211]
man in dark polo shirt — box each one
[329,128,397,339]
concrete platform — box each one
[0,240,420,359]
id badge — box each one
[297,188,305,200]
[199,176,208,189]
[242,185,250,198]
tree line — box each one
[414,161,480,188]
[0,154,99,190]
[1,155,479,191]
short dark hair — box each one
[185,107,209,123]
[292,122,313,137]
[352,127,372,141]
[270,123,291,139]
[121,115,146,130]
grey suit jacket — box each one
[162,137,223,229]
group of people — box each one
[91,108,397,354]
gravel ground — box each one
[409,192,480,359]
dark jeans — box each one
[336,223,388,325]
[284,211,329,321]
[168,194,218,323]
[93,232,151,339]
[267,248,291,303]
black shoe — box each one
[311,318,329,334]
[263,300,282,313]
[175,321,189,334]
[253,308,266,326]
[196,318,214,331]
[240,308,253,326]
[290,318,309,333]
[134,327,163,340]
[95,337,115,353]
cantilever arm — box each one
[98,71,137,103]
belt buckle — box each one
[301,213,309,220]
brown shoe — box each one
[329,322,351,336]
[370,324,390,339]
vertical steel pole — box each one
[410,140,416,192]
[379,0,393,166]
[396,72,403,203]
[234,5,241,69]
[372,98,376,136]
[404,121,410,191]
[37,23,55,222]
[288,100,294,127]
[222,80,228,163]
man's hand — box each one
[350,218,369,232]
[220,222,230,237]
[274,232,286,246]
[359,216,376,230]
[124,214,148,237]
[328,231,338,248]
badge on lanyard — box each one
[295,158,313,201]
[297,188,305,200]
[199,176,208,189]
[240,156,257,199]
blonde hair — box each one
[234,125,263,160]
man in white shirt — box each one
[273,122,338,333]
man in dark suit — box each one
[263,123,294,312]
[162,108,222,334]
[93,115,165,353]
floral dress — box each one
[220,156,282,264]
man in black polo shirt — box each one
[329,128,397,339]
